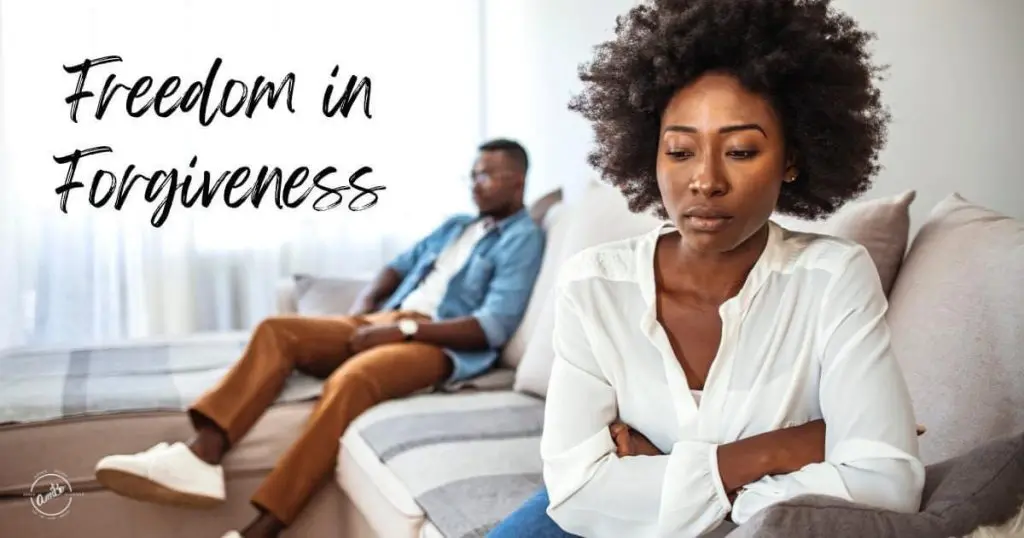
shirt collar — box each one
[635,219,785,310]
[477,206,529,234]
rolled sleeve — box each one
[732,245,926,524]
[542,285,731,538]
[471,228,544,348]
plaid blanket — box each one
[0,332,329,424]
[352,390,547,538]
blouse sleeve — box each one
[730,245,926,524]
[540,280,733,538]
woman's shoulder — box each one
[772,221,874,277]
[555,223,665,290]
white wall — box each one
[484,0,1024,230]
[482,0,639,204]
[832,0,1024,229]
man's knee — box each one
[323,362,378,399]
[247,316,309,371]
[254,315,301,333]
[252,315,322,347]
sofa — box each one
[1,180,1022,537]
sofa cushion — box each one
[886,193,1024,465]
[513,180,662,398]
[528,188,564,224]
[0,331,324,425]
[725,431,1024,538]
[337,390,546,538]
[0,399,317,498]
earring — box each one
[785,174,798,183]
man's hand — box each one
[609,421,663,457]
[347,299,377,317]
[348,325,403,355]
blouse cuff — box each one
[659,440,732,535]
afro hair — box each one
[569,0,890,220]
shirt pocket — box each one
[459,255,495,302]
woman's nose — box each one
[689,160,728,197]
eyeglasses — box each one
[468,170,515,185]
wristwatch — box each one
[398,318,419,341]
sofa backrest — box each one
[511,179,662,396]
[500,196,571,369]
[884,193,1024,465]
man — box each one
[93,139,545,538]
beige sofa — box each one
[273,181,1024,537]
[2,181,1021,537]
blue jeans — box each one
[487,487,580,538]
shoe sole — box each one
[95,468,224,509]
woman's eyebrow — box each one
[664,123,767,138]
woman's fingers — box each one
[609,423,631,456]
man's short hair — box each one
[479,138,529,175]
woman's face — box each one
[656,73,795,255]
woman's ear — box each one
[783,153,800,183]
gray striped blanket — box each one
[353,390,547,538]
[0,332,330,424]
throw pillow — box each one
[293,274,369,316]
[724,431,1024,538]
[820,190,916,296]
[772,189,917,296]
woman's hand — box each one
[609,420,663,457]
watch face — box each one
[399,319,418,335]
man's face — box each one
[470,150,522,215]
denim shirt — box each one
[380,207,545,382]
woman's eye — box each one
[666,150,694,160]
[727,149,759,159]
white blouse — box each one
[541,220,925,537]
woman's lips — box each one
[684,215,732,232]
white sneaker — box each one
[221,532,241,538]
[94,441,226,508]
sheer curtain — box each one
[0,0,482,350]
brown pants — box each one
[188,310,451,525]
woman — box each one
[488,0,925,536]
